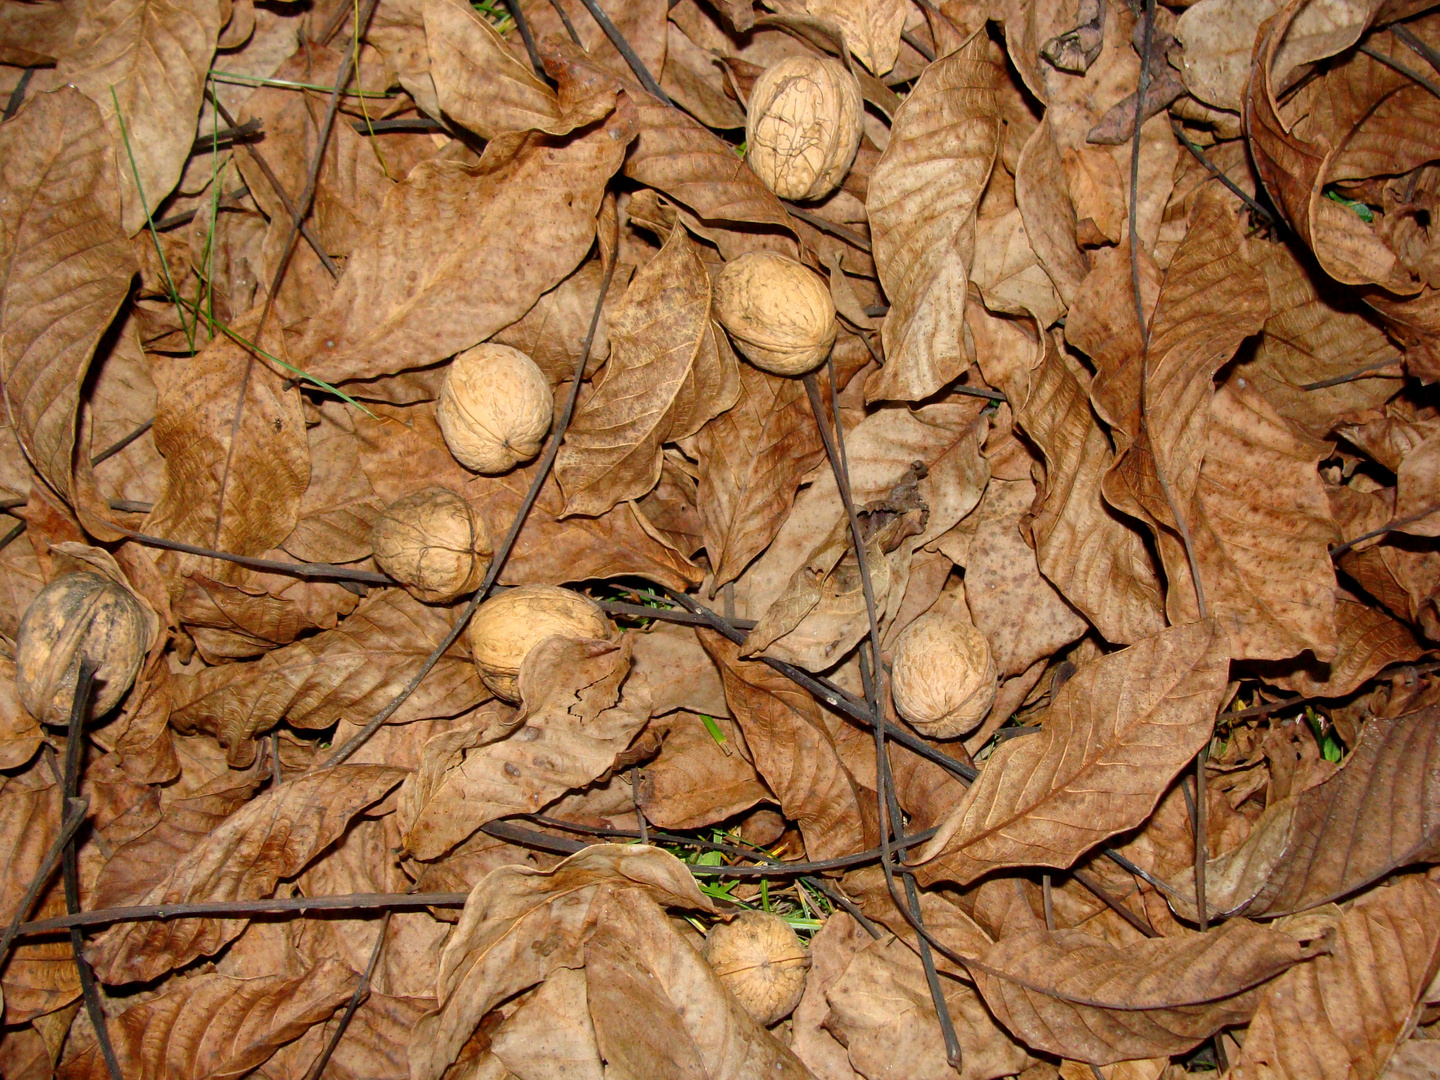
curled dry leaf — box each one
[917,619,1231,886]
[1230,877,1440,1080]
[867,32,1002,402]
[640,712,770,831]
[86,764,404,984]
[971,917,1323,1064]
[410,843,712,1080]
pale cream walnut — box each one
[438,343,552,473]
[714,252,837,376]
[890,610,997,738]
[746,54,863,201]
[372,487,492,603]
[702,911,810,1026]
[467,584,613,701]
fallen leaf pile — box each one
[4,0,1440,1077]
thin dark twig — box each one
[0,496,26,511]
[600,599,755,628]
[502,0,548,80]
[153,187,250,232]
[547,0,584,45]
[188,118,262,156]
[1358,41,1440,100]
[0,795,89,973]
[206,88,341,279]
[1042,874,1055,931]
[322,252,620,768]
[303,910,390,1080]
[901,30,935,63]
[1330,501,1440,557]
[1195,746,1209,930]
[1102,846,1187,901]
[574,0,674,104]
[114,527,393,584]
[1391,22,1440,77]
[785,204,873,252]
[1133,0,1207,621]
[61,665,123,1080]
[351,116,446,134]
[1169,118,1279,227]
[91,418,154,467]
[0,519,25,555]
[3,67,35,121]
[1072,868,1158,938]
[630,767,649,842]
[1300,356,1403,389]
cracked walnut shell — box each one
[467,585,613,701]
[714,252,837,376]
[372,487,492,603]
[746,54,863,201]
[16,572,150,724]
[703,911,810,1026]
[438,343,552,474]
[890,611,998,738]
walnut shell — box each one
[16,572,150,724]
[746,54,863,201]
[467,585,612,701]
[372,487,492,603]
[703,911,810,1026]
[437,343,553,474]
[714,252,837,376]
[890,611,998,738]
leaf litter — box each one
[3,1,1440,1078]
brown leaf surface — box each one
[86,764,405,984]
[0,88,137,510]
[867,33,1002,402]
[557,224,738,516]
[701,632,867,862]
[410,843,712,1080]
[917,619,1231,886]
[1231,877,1440,1080]
[971,918,1320,1064]
[59,960,358,1080]
[641,712,770,830]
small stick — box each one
[3,67,34,121]
[0,519,25,555]
[1195,746,1209,930]
[1392,23,1440,77]
[302,911,390,1080]
[153,188,250,232]
[1042,874,1055,932]
[502,0,548,81]
[1169,118,1279,228]
[1358,41,1440,100]
[630,766,649,842]
[1299,356,1402,390]
[1330,502,1440,558]
[91,418,154,467]
[785,205,872,252]
[351,117,445,134]
[114,526,393,584]
[1071,868,1157,938]
[546,0,584,46]
[0,795,89,972]
[573,0,674,104]
[187,118,263,156]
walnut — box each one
[467,584,613,701]
[437,343,552,474]
[372,487,492,603]
[714,252,837,376]
[703,911,810,1026]
[16,572,151,724]
[746,54,863,201]
[890,611,998,738]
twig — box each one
[321,249,621,768]
[188,117,262,156]
[1072,868,1157,938]
[1194,745,1209,930]
[0,795,89,973]
[0,519,25,555]
[1042,874,1055,931]
[350,116,446,134]
[1169,118,1279,228]
[502,0,547,81]
[90,418,154,467]
[901,30,935,63]
[1330,501,1440,557]
[153,187,251,232]
[1358,41,1440,100]
[61,664,123,1080]
[785,205,873,252]
[1300,356,1403,389]
[4,67,35,121]
[1391,22,1440,77]
[547,0,584,46]
[303,911,390,1080]
[574,0,674,104]
[114,527,393,584]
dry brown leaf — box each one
[47,0,222,233]
[1167,703,1440,921]
[0,0,79,65]
[401,634,647,859]
[489,967,602,1080]
[525,0,668,97]
[0,770,61,928]
[410,843,712,1080]
[280,401,385,565]
[0,88,137,514]
[1014,117,1089,308]
[696,360,827,592]
[805,0,906,76]
[641,712,770,830]
[492,259,624,385]
[662,20,747,131]
[1396,430,1440,536]
[59,959,358,1080]
[1231,877,1440,1080]
[292,95,634,384]
[1255,590,1424,698]
[557,223,738,516]
[86,765,404,984]
[971,917,1321,1064]
[0,655,44,771]
[917,619,1230,886]
[866,32,1002,402]
[628,621,728,719]
[701,631,868,861]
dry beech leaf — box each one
[492,259,625,384]
[824,934,1033,1080]
[144,309,310,559]
[1167,703,1440,921]
[1256,591,1424,699]
[48,0,222,233]
[1014,117,1089,308]
[489,967,603,1080]
[557,223,739,516]
[0,771,61,929]
[86,765,405,984]
[292,92,635,384]
[971,918,1322,1064]
[805,0,907,76]
[411,843,712,1080]
[281,401,385,566]
[641,712,770,830]
[401,634,649,859]
[696,355,827,591]
[867,31,1002,402]
[0,0,79,65]
[0,656,44,771]
[917,619,1231,886]
[701,631,867,861]
[628,621,728,719]
[1230,877,1440,1080]
[59,960,358,1080]
[586,889,813,1079]
[0,88,137,513]
[258,991,432,1080]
